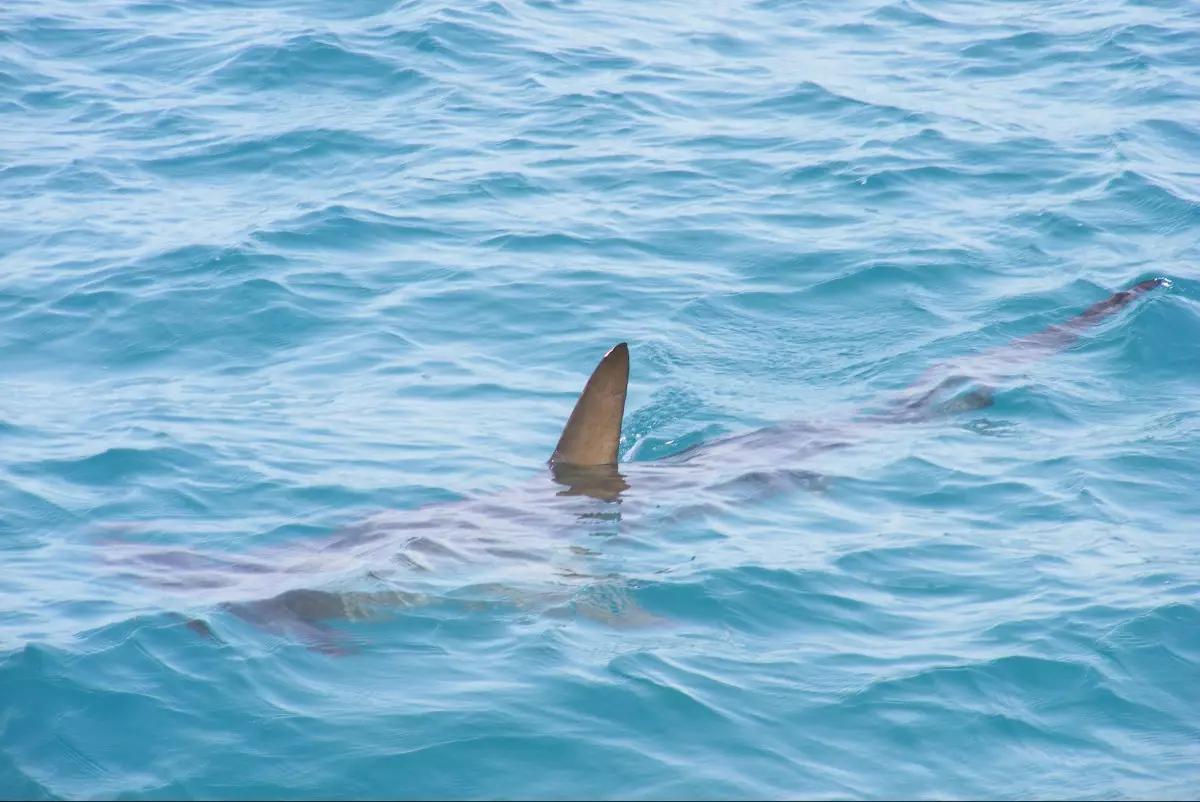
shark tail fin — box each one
[549,343,629,466]
[881,277,1169,423]
[1014,277,1169,353]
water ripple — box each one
[2,0,1200,799]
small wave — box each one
[206,33,428,96]
[138,128,392,179]
[16,446,204,486]
[252,204,450,251]
[747,81,918,126]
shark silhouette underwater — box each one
[99,278,1168,653]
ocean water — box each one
[2,0,1200,798]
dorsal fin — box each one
[549,342,629,466]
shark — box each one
[97,277,1168,653]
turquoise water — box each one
[3,0,1200,798]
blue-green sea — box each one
[3,0,1200,799]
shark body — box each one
[99,278,1167,652]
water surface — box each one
[2,0,1200,799]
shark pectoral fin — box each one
[548,586,673,629]
[549,342,629,467]
[927,384,996,418]
[166,612,223,644]
[952,386,995,413]
[184,617,220,641]
[888,376,997,422]
[223,594,364,657]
